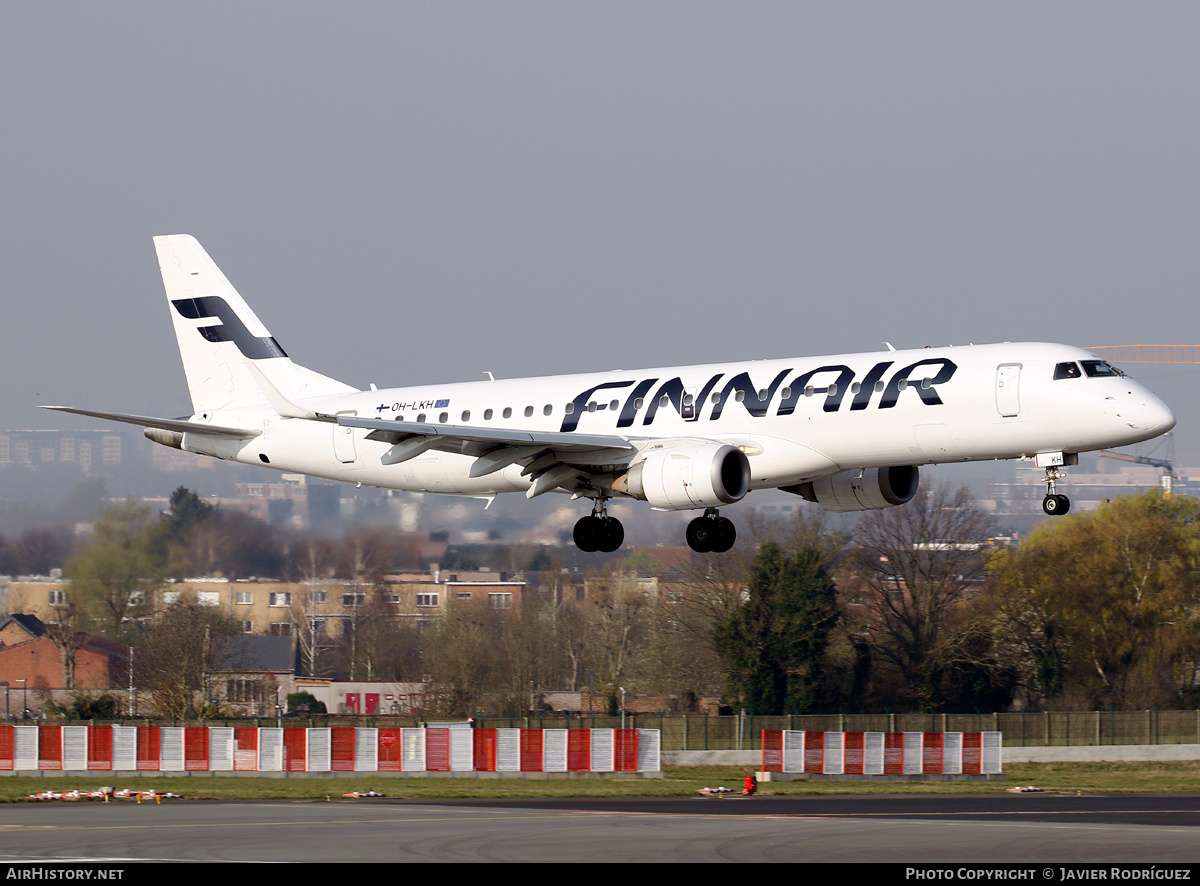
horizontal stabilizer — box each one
[40,406,262,438]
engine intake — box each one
[783,465,920,512]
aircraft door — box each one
[995,364,1021,418]
[334,411,358,463]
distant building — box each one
[0,429,123,471]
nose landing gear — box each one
[573,499,624,553]
[686,509,737,553]
[1042,466,1071,516]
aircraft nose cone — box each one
[1144,397,1176,434]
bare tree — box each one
[847,482,993,708]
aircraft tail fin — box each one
[154,234,357,414]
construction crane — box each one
[1098,446,1176,498]
[1084,345,1200,364]
[1084,347,1189,498]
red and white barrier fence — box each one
[0,725,661,774]
[761,730,1002,775]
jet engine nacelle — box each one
[786,465,920,513]
[620,443,752,510]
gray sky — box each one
[4,2,1198,462]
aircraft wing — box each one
[336,415,636,497]
[336,415,634,451]
[40,406,262,438]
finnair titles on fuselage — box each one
[45,236,1176,554]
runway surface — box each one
[0,793,1197,863]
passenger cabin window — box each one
[484,409,493,420]
[502,407,512,419]
[1054,362,1082,380]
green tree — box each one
[986,492,1200,709]
[713,541,838,714]
[66,499,164,638]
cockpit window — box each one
[1054,362,1081,380]
[1081,360,1122,378]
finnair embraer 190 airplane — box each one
[46,235,1176,553]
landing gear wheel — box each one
[1042,494,1071,516]
[686,514,736,553]
[574,515,602,552]
[686,516,715,553]
[597,516,624,553]
[573,514,624,552]
[710,517,736,553]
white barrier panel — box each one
[449,726,473,771]
[62,726,88,771]
[823,732,844,775]
[496,728,521,772]
[983,731,1002,774]
[783,730,805,773]
[112,726,137,770]
[943,732,963,774]
[208,727,234,771]
[864,732,885,775]
[401,728,425,772]
[591,729,615,772]
[355,728,377,771]
[903,732,923,775]
[259,728,283,771]
[13,726,37,770]
[544,729,568,772]
[637,729,660,773]
[161,728,184,771]
[307,728,331,772]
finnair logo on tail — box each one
[172,297,288,360]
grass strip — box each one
[0,762,1198,803]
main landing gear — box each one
[1042,466,1071,516]
[573,500,624,553]
[685,509,736,553]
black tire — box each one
[598,517,624,553]
[685,516,714,553]
[573,515,602,552]
[1055,494,1071,515]
[709,517,736,553]
[1043,495,1067,516]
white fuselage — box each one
[180,341,1175,500]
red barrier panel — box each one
[883,732,904,775]
[473,728,497,771]
[377,729,401,772]
[0,725,12,771]
[38,726,62,770]
[922,731,944,774]
[233,728,258,770]
[184,727,208,771]
[137,727,160,771]
[283,728,306,772]
[843,732,865,775]
[426,728,450,771]
[566,729,591,772]
[87,727,112,771]
[331,727,356,772]
[962,731,982,774]
[762,730,783,772]
[519,729,543,772]
[614,729,638,772]
[803,731,824,774]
